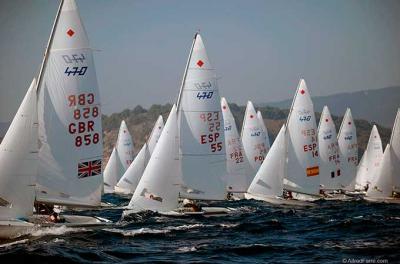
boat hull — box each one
[28,214,112,228]
[364,197,400,204]
[0,220,35,240]
[244,193,315,207]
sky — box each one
[1,0,400,122]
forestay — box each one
[177,34,226,201]
[221,97,251,192]
[0,79,37,220]
[318,106,341,190]
[285,79,320,196]
[36,0,103,207]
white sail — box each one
[318,106,341,190]
[36,0,103,207]
[367,144,393,198]
[115,116,164,194]
[355,125,383,190]
[247,125,287,198]
[257,111,271,150]
[147,115,165,154]
[128,105,181,212]
[116,120,134,171]
[285,79,320,196]
[221,97,251,192]
[337,108,358,190]
[177,33,226,200]
[390,109,400,191]
[241,101,268,173]
[0,79,37,220]
[103,148,123,193]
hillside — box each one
[102,103,391,163]
[264,86,400,127]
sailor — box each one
[48,212,65,223]
[182,199,202,212]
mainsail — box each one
[241,101,268,173]
[355,125,383,190]
[221,97,251,192]
[103,120,134,193]
[177,33,226,200]
[116,120,134,171]
[0,79,38,220]
[36,0,103,207]
[257,111,271,151]
[390,109,400,191]
[318,106,341,190]
[337,108,358,190]
[285,79,320,196]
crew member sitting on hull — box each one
[182,199,202,212]
[283,190,293,200]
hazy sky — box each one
[1,0,400,122]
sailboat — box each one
[244,79,318,206]
[123,33,230,216]
[0,79,38,238]
[244,125,310,206]
[114,116,164,195]
[365,109,400,203]
[241,101,269,175]
[221,97,252,199]
[3,0,110,234]
[284,79,320,201]
[103,120,134,193]
[337,108,358,192]
[318,107,341,189]
[354,125,383,192]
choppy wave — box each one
[1,197,400,263]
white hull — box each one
[0,220,35,240]
[123,206,232,218]
[364,197,400,204]
[28,214,112,228]
[244,193,315,207]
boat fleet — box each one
[0,0,399,239]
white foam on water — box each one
[219,223,239,228]
[0,239,29,248]
[177,246,197,253]
[31,225,89,237]
[103,223,213,237]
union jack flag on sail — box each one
[78,159,102,179]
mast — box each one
[35,0,64,93]
[176,32,198,111]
